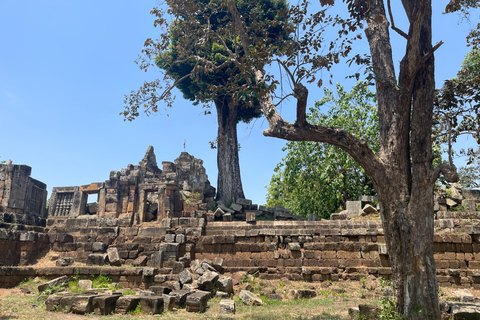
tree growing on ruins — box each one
[266,82,379,218]
[123,0,289,203]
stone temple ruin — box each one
[47,146,215,225]
[3,147,480,316]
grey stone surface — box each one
[219,299,236,314]
[78,280,93,291]
[115,296,141,314]
[139,296,164,314]
[92,294,122,315]
[86,253,108,266]
[178,269,193,285]
[198,271,219,291]
[107,247,121,266]
[346,201,362,217]
[38,275,69,293]
[56,257,74,267]
[239,290,262,306]
[216,276,233,294]
[186,290,210,312]
[169,289,192,308]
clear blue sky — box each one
[0,1,478,206]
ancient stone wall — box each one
[0,163,48,226]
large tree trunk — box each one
[215,96,245,203]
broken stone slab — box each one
[451,289,477,303]
[216,276,233,294]
[198,270,219,291]
[107,247,121,266]
[361,204,378,215]
[288,289,317,299]
[186,290,211,313]
[214,207,225,218]
[139,296,164,314]
[330,211,350,220]
[219,299,236,314]
[216,291,230,298]
[169,289,192,308]
[223,213,233,222]
[446,198,459,207]
[463,199,477,212]
[239,290,262,306]
[212,257,224,272]
[139,290,155,296]
[115,295,141,314]
[230,203,243,212]
[38,275,69,293]
[217,201,234,214]
[450,302,480,319]
[70,294,96,314]
[346,200,362,217]
[86,253,108,266]
[143,267,156,277]
[92,294,122,315]
[56,257,74,267]
[78,279,93,291]
[236,198,253,208]
[45,294,62,311]
[132,255,148,267]
[178,269,193,285]
[151,252,163,268]
[162,294,176,311]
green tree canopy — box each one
[266,82,379,218]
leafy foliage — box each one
[266,82,379,218]
[458,148,480,188]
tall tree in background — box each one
[123,0,288,202]
[266,82,378,218]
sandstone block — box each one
[139,296,164,314]
[115,296,141,314]
[198,271,219,291]
[239,290,262,306]
[186,290,210,312]
[92,294,122,315]
[107,247,121,266]
[219,299,236,314]
[38,275,68,293]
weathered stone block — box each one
[86,254,108,266]
[216,276,233,294]
[38,275,68,293]
[186,290,210,312]
[178,269,193,285]
[115,295,141,314]
[107,247,121,266]
[219,299,236,314]
[239,290,262,306]
[139,296,164,314]
[169,289,192,308]
[70,294,96,314]
[92,294,122,315]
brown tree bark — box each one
[244,1,458,318]
[215,96,245,203]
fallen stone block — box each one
[86,253,108,266]
[149,286,172,295]
[92,294,122,315]
[169,289,192,308]
[216,276,233,294]
[178,269,193,285]
[107,247,121,266]
[115,295,141,314]
[198,271,219,291]
[38,275,69,293]
[288,289,317,299]
[45,294,62,311]
[239,290,262,306]
[132,255,148,266]
[186,290,211,312]
[219,299,236,314]
[140,296,164,314]
[78,279,92,291]
[56,257,74,267]
[70,294,96,314]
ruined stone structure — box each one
[0,163,48,225]
[47,147,215,225]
